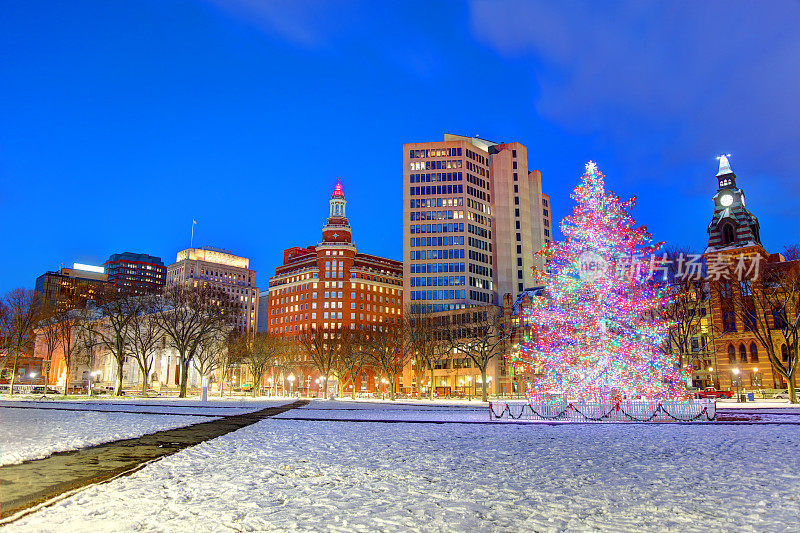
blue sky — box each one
[2,1,798,294]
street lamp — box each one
[466,376,472,401]
[267,377,273,397]
[733,367,741,402]
[88,370,101,396]
[287,374,295,396]
[381,378,388,400]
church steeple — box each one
[706,155,762,252]
[716,153,736,190]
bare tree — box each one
[724,261,800,403]
[363,323,410,401]
[192,330,227,397]
[1,289,41,395]
[333,329,370,399]
[405,307,451,400]
[37,304,62,388]
[449,307,510,402]
[126,296,162,395]
[84,290,139,396]
[299,327,339,399]
[242,332,286,397]
[783,244,800,261]
[54,303,84,395]
[658,247,721,377]
[153,285,235,398]
[219,332,245,397]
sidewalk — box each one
[0,400,308,521]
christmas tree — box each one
[516,162,688,401]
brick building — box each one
[265,182,403,395]
[704,156,797,391]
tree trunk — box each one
[252,372,259,398]
[481,367,489,402]
[389,375,396,401]
[429,367,435,400]
[8,360,16,396]
[63,360,71,396]
[179,359,190,398]
[114,359,124,396]
[323,377,328,399]
[43,360,51,388]
[141,368,149,395]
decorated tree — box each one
[516,162,688,400]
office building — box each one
[166,247,259,335]
[34,263,110,309]
[104,252,166,295]
[403,134,550,312]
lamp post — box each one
[88,370,101,396]
[287,374,295,397]
[466,376,472,401]
[753,366,760,397]
[380,378,388,400]
[733,367,741,402]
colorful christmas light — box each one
[513,162,689,401]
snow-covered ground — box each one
[5,401,800,532]
[0,399,290,466]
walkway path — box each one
[0,400,308,520]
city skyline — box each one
[3,1,799,296]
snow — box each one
[0,399,291,466]
[5,400,800,532]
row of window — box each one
[727,343,760,364]
[410,210,464,222]
[410,236,465,248]
[410,184,464,196]
[468,236,490,251]
[410,172,463,184]
[410,262,464,274]
[410,275,466,288]
[467,197,489,214]
[469,263,492,278]
[409,160,464,171]
[410,197,463,209]
[410,249,464,261]
[409,148,462,159]
[410,222,465,235]
[469,250,492,266]
[410,289,467,301]
[466,160,487,177]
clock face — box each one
[720,194,734,207]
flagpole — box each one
[191,218,196,249]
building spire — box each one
[716,153,733,176]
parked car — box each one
[773,389,792,400]
[696,387,734,399]
[31,386,60,394]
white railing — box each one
[489,396,716,423]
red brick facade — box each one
[265,183,403,395]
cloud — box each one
[469,0,800,191]
[203,0,362,49]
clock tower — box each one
[705,155,762,252]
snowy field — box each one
[0,399,291,466]
[5,400,800,532]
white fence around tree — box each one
[489,396,716,422]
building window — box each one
[512,149,517,157]
[739,343,747,363]
[750,343,759,363]
[727,344,735,364]
[721,224,735,245]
